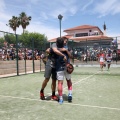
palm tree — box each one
[19,12,32,34]
[8,16,20,34]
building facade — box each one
[49,24,120,61]
[49,24,113,51]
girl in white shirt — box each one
[98,51,105,71]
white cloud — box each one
[0,20,66,40]
[106,27,120,37]
[40,12,48,20]
[17,23,66,40]
[81,0,94,11]
[0,13,11,21]
[0,0,78,40]
[1,0,119,40]
[30,0,40,4]
[0,0,68,40]
[93,0,120,17]
[0,0,5,12]
[107,32,120,37]
[36,0,78,19]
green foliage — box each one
[8,16,20,34]
[0,37,4,47]
[7,12,31,34]
[0,31,48,48]
[4,34,16,45]
[19,12,32,33]
[5,12,49,49]
[0,34,16,48]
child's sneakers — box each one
[58,99,63,104]
[68,94,72,102]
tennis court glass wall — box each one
[0,31,50,77]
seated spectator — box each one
[7,51,11,60]
[27,51,32,60]
[9,51,15,60]
[18,50,24,60]
[35,50,40,60]
[2,50,7,61]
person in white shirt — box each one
[98,51,105,71]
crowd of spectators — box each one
[73,47,118,62]
[0,47,119,63]
[0,48,45,61]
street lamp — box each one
[58,14,63,37]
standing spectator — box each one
[106,50,112,71]
[98,51,105,71]
[2,50,7,61]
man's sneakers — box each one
[58,99,63,104]
[40,92,58,101]
[40,92,72,103]
[68,94,72,102]
[51,95,59,101]
[40,92,45,100]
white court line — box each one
[47,71,100,95]
[0,110,7,113]
[63,71,100,90]
[0,95,120,111]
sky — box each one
[0,0,120,40]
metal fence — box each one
[0,31,50,77]
[67,36,120,65]
[0,30,120,78]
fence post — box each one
[116,37,118,64]
[40,47,42,72]
[32,38,35,73]
[100,38,101,50]
[16,34,19,76]
[25,48,27,74]
[72,40,74,64]
[86,39,87,63]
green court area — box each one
[0,67,120,120]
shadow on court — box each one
[45,94,68,101]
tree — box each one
[8,16,20,34]
[0,37,4,48]
[20,31,47,49]
[19,12,32,34]
[0,31,48,49]
[4,34,16,45]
